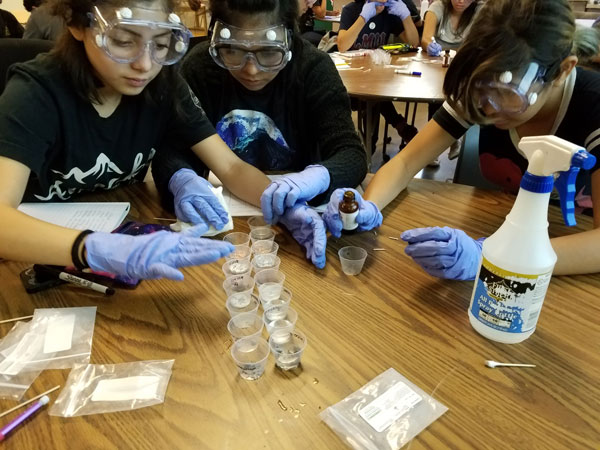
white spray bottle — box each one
[468,135,596,344]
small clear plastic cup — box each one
[223,232,250,246]
[222,273,255,300]
[259,286,292,310]
[263,305,297,336]
[222,258,251,277]
[247,216,270,230]
[254,269,285,302]
[226,293,260,317]
[225,244,251,262]
[251,240,279,256]
[249,227,276,245]
[231,336,270,380]
[251,254,281,274]
[338,246,368,276]
[269,330,307,371]
[227,312,264,341]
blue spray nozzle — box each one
[554,150,596,227]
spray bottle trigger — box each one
[554,150,596,227]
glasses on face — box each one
[473,62,548,117]
[89,6,191,65]
[209,20,292,72]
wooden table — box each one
[337,53,448,166]
[0,179,598,449]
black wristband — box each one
[71,230,93,270]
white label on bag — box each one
[359,381,422,432]
[91,376,161,402]
[43,314,75,353]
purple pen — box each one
[0,395,49,441]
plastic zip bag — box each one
[49,360,174,417]
[320,368,448,450]
[0,322,45,400]
[27,307,96,370]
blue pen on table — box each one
[0,395,49,441]
[394,69,422,76]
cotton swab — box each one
[0,385,60,419]
[0,315,33,325]
[485,360,536,369]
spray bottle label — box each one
[470,257,552,334]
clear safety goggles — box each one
[209,20,292,72]
[88,6,191,65]
[473,62,548,116]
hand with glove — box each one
[261,165,330,224]
[169,168,229,229]
[401,227,485,280]
[360,1,386,22]
[322,188,383,238]
[384,0,411,20]
[280,203,327,269]
[85,223,234,281]
[427,38,442,56]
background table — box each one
[0,179,598,449]
[336,53,448,166]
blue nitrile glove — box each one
[427,41,442,56]
[401,227,485,281]
[85,223,234,281]
[322,188,383,238]
[261,165,330,224]
[169,168,229,229]
[384,0,411,20]
[361,1,386,22]
[280,204,327,269]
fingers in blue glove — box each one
[404,239,458,258]
[147,263,185,281]
[190,197,227,229]
[323,189,345,238]
[401,226,453,244]
[271,182,293,218]
[261,183,279,224]
[308,214,327,269]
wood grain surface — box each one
[0,179,598,449]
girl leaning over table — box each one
[323,0,600,278]
[152,0,368,269]
[0,0,281,280]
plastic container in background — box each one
[269,329,307,370]
[226,294,260,318]
[338,246,367,275]
[251,254,281,274]
[249,227,276,245]
[225,244,251,262]
[247,216,270,230]
[222,274,255,301]
[259,286,292,310]
[263,305,297,336]
[230,336,270,381]
[223,232,250,246]
[222,258,251,277]
[251,240,279,256]
[227,312,264,341]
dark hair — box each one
[23,0,42,12]
[49,0,178,105]
[209,0,299,32]
[438,0,478,39]
[443,0,576,123]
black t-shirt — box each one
[433,68,600,213]
[0,53,215,202]
[340,2,405,50]
[152,37,367,208]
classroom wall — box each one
[3,0,29,23]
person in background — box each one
[337,0,420,152]
[324,0,600,277]
[154,0,368,269]
[0,0,281,280]
[23,0,65,40]
[573,23,600,71]
[299,0,339,47]
[0,0,24,38]
[421,0,481,56]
